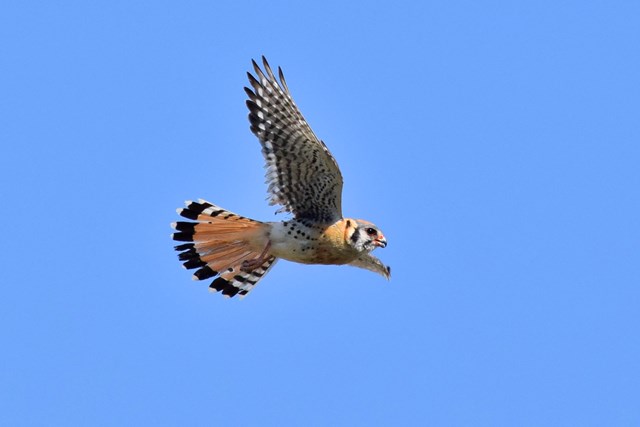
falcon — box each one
[172,57,390,298]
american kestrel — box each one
[172,57,390,298]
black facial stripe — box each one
[350,228,360,244]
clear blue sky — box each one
[2,1,639,426]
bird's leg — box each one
[241,241,272,272]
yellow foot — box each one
[241,258,265,272]
[240,241,271,273]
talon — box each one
[241,259,257,273]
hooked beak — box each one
[374,235,387,248]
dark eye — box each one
[366,227,377,236]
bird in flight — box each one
[172,57,390,298]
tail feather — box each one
[209,256,278,297]
[172,199,276,298]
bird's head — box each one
[345,219,387,252]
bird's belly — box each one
[270,240,355,265]
[268,222,357,265]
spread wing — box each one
[348,253,391,279]
[245,56,343,223]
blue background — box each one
[2,1,639,425]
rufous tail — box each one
[171,199,277,298]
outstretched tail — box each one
[171,199,277,298]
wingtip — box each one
[251,58,262,75]
[278,66,289,92]
[261,55,271,70]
